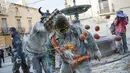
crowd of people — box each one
[0,8,129,73]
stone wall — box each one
[0,35,12,57]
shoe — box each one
[0,66,2,68]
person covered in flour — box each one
[46,14,102,73]
[9,27,30,73]
[23,7,53,73]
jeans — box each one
[29,53,52,73]
[115,32,128,54]
[12,61,30,73]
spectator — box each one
[112,10,129,54]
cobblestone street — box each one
[0,38,130,73]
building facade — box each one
[0,3,41,56]
[65,0,130,37]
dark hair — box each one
[9,27,16,32]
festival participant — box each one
[23,7,55,73]
[9,27,30,73]
[47,14,102,73]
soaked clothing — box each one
[11,32,25,62]
[25,22,48,54]
[24,21,52,73]
[11,32,29,73]
[47,24,99,73]
[12,61,29,73]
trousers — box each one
[12,61,30,73]
[29,53,52,73]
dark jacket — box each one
[0,49,4,58]
[11,32,25,62]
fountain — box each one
[61,0,91,21]
[60,0,117,58]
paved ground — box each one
[92,37,130,73]
[0,57,13,73]
[0,37,130,73]
[92,53,130,73]
[0,57,34,73]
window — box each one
[1,18,8,33]
[28,20,32,32]
[98,0,110,14]
[17,19,22,33]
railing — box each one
[0,27,25,34]
[2,27,8,33]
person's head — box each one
[53,14,69,34]
[46,10,49,13]
[9,27,16,37]
[116,10,127,18]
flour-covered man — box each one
[23,7,54,73]
[46,14,102,73]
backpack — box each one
[109,22,115,35]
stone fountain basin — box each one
[88,36,116,58]
[60,5,91,15]
[96,36,116,57]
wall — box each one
[0,3,41,33]
[109,0,130,37]
[66,0,130,37]
[109,0,130,12]
[0,35,12,57]
[0,3,41,56]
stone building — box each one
[65,0,130,36]
[0,3,41,56]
